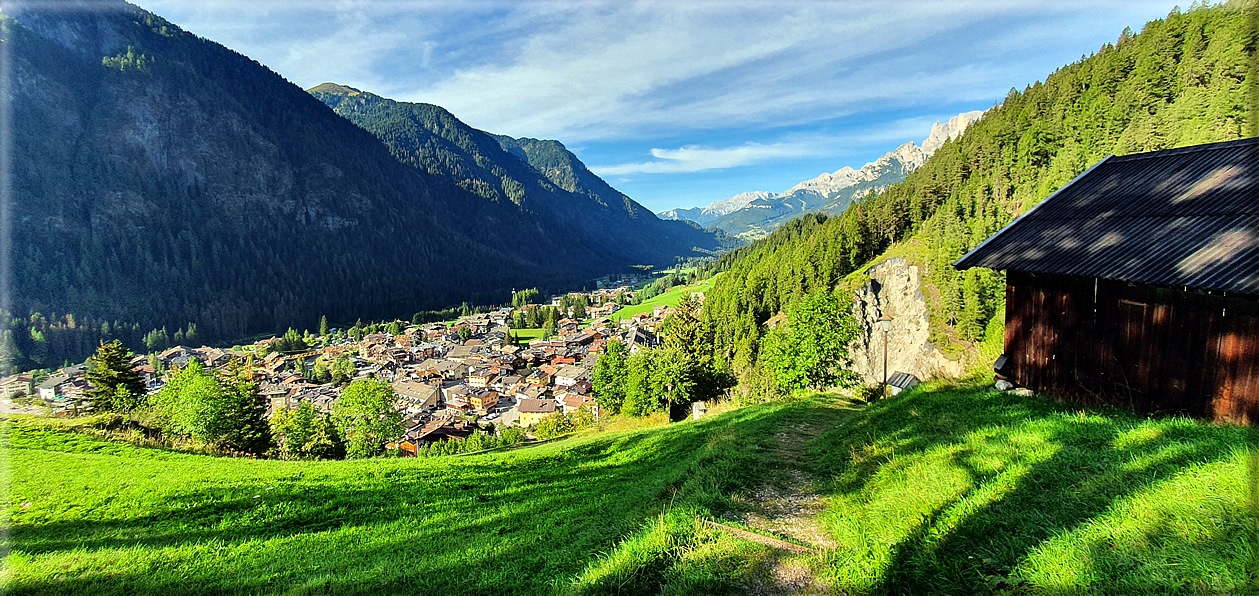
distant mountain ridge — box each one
[659,191,775,226]
[663,111,984,239]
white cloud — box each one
[142,0,1175,142]
[592,141,820,175]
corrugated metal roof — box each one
[955,137,1259,296]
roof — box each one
[519,398,557,414]
[955,138,1259,296]
[556,365,588,380]
[887,371,919,390]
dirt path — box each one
[740,421,836,551]
[734,417,843,595]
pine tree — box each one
[85,340,147,412]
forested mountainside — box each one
[310,84,729,266]
[2,1,717,371]
[700,4,1249,373]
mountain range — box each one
[658,191,775,226]
[661,111,984,239]
[5,0,724,349]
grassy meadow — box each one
[4,380,1255,594]
[609,274,722,324]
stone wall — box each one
[848,258,964,385]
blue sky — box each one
[145,0,1177,213]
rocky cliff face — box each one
[848,258,964,385]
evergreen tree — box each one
[85,340,147,412]
[319,315,329,337]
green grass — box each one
[4,380,1254,594]
[2,393,796,595]
[809,381,1255,594]
[610,274,722,323]
[511,327,547,342]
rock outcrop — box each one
[849,258,965,385]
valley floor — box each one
[4,380,1254,595]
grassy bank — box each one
[4,380,1254,594]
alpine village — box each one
[3,1,1258,594]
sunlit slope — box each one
[6,380,1252,594]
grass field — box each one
[4,380,1254,594]
[609,273,723,323]
[511,327,547,342]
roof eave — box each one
[953,154,1115,271]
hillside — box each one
[2,1,720,371]
[310,84,728,267]
[6,380,1249,594]
[700,3,1250,373]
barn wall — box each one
[1004,271,1259,424]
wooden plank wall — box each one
[1005,271,1259,424]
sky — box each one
[143,0,1178,213]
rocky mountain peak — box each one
[921,110,986,154]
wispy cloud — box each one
[144,0,1173,142]
[593,141,820,175]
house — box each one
[393,380,440,410]
[1,374,33,398]
[446,345,476,362]
[192,347,230,368]
[468,369,496,389]
[516,385,549,402]
[560,393,599,419]
[260,383,291,413]
[445,396,470,415]
[468,389,499,413]
[441,383,473,405]
[37,374,69,401]
[389,416,476,452]
[495,374,523,392]
[526,369,552,387]
[564,331,595,348]
[955,138,1259,424]
[623,327,659,354]
[517,398,558,426]
[555,365,589,388]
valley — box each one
[3,1,1257,595]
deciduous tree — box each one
[761,289,861,392]
[332,378,404,459]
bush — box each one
[534,413,575,440]
[498,426,526,447]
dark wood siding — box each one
[1004,271,1259,424]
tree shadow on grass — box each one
[806,384,1251,595]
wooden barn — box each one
[955,137,1259,424]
